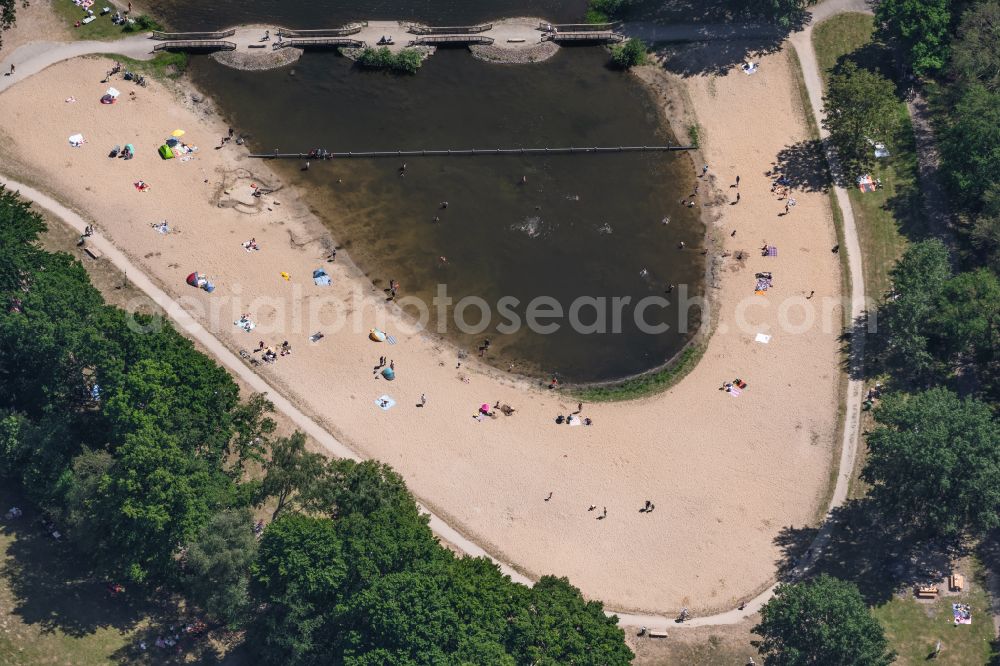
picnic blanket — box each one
[728,386,742,397]
[764,245,778,257]
[755,277,772,291]
[375,395,396,411]
[857,174,877,193]
[312,268,331,286]
[953,603,972,625]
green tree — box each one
[226,392,276,476]
[862,388,1000,537]
[925,268,1000,397]
[55,447,114,552]
[509,576,633,666]
[950,1,1000,90]
[586,0,634,23]
[250,514,347,665]
[875,0,953,75]
[303,459,416,519]
[822,61,901,171]
[0,186,47,292]
[258,432,324,521]
[940,84,1000,213]
[610,38,647,69]
[183,508,258,627]
[94,424,235,581]
[753,574,894,665]
[735,0,818,28]
[0,1,27,49]
[881,239,952,383]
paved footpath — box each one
[0,0,869,629]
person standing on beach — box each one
[419,393,426,407]
[701,165,708,177]
[736,192,741,204]
[8,64,13,76]
[735,175,740,188]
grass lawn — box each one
[51,1,161,41]
[0,491,141,664]
[812,13,927,302]
[872,567,996,665]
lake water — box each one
[160,2,706,382]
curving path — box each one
[0,0,869,629]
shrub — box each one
[610,38,647,69]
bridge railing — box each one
[152,40,237,52]
[407,23,492,35]
[278,22,367,38]
[537,22,618,31]
[151,29,235,40]
[547,31,624,43]
[409,35,495,46]
[277,37,366,49]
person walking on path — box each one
[419,393,426,407]
[701,164,709,178]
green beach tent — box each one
[158,144,174,160]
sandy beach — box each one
[0,48,843,615]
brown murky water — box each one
[170,2,706,382]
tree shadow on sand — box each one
[770,139,831,193]
[774,499,965,606]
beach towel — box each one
[312,269,331,286]
[568,415,582,426]
[765,246,777,256]
[386,335,397,345]
[234,318,256,332]
[68,133,85,147]
[729,387,742,397]
[741,62,758,75]
[953,604,972,625]
[375,395,396,411]
[755,333,771,344]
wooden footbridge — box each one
[153,39,236,52]
[275,37,367,49]
[151,29,236,40]
[145,19,625,59]
[409,35,495,46]
[407,23,493,35]
[277,23,367,38]
[249,145,694,159]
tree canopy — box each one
[822,61,901,171]
[753,574,895,665]
[0,186,634,662]
[940,83,1000,214]
[949,1,1000,91]
[874,0,953,75]
[734,0,817,28]
[610,38,647,69]
[862,388,1000,537]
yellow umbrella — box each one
[171,129,185,137]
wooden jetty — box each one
[275,37,367,49]
[151,29,235,40]
[407,23,493,35]
[153,40,236,52]
[277,23,366,38]
[409,34,495,46]
[249,145,694,159]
